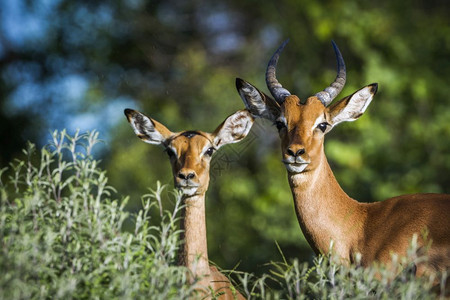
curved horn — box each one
[315,40,346,106]
[266,39,291,104]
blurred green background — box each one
[1,0,449,275]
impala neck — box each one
[178,193,211,279]
[288,148,366,258]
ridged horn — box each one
[266,39,291,104]
[315,40,346,106]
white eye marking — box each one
[275,115,287,131]
[312,115,325,130]
[276,115,287,125]
[201,144,216,158]
[165,146,177,158]
[312,115,330,133]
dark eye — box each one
[317,122,329,133]
[205,147,215,157]
[166,148,176,158]
[275,121,286,131]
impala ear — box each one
[327,83,378,127]
[236,78,280,121]
[124,109,173,145]
[213,110,254,149]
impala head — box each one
[124,109,254,196]
[236,40,378,174]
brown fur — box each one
[180,195,243,299]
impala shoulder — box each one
[384,193,450,205]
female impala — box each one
[125,108,253,299]
[236,40,450,276]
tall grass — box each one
[0,131,447,299]
[239,242,447,299]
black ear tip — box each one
[124,108,134,117]
[369,83,378,94]
[235,78,244,89]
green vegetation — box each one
[2,0,450,274]
[1,132,446,299]
[0,131,194,299]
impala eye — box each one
[317,122,329,133]
[205,147,215,157]
[165,148,176,158]
[275,121,286,131]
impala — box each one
[236,40,450,276]
[125,108,253,299]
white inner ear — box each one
[130,113,165,144]
[240,85,264,112]
[239,84,276,121]
[214,111,253,148]
[331,87,374,125]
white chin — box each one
[285,163,308,174]
[180,187,198,196]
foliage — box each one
[241,242,447,299]
[0,132,447,299]
[1,0,450,274]
[0,131,195,299]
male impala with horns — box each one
[236,39,450,277]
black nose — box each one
[287,147,305,157]
[178,172,195,180]
[296,148,305,156]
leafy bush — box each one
[240,242,447,299]
[0,130,194,299]
[0,131,446,299]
